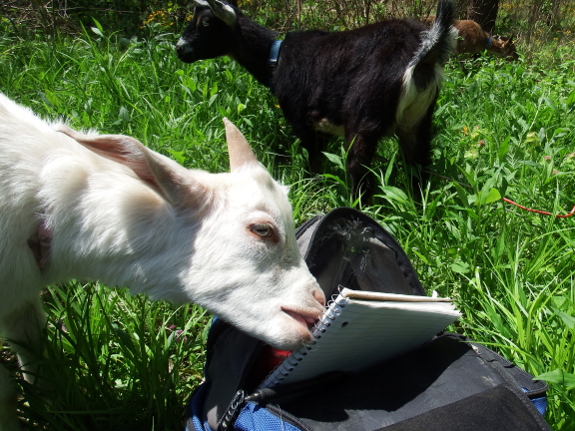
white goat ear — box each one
[206,0,237,27]
[223,118,260,171]
[57,125,204,206]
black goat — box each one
[177,0,456,199]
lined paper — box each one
[259,288,460,388]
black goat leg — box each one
[397,107,434,196]
[347,132,379,202]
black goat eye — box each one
[250,223,273,238]
[202,19,209,27]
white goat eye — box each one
[249,223,273,239]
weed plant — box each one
[0,23,574,430]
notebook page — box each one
[341,289,454,302]
[259,290,460,389]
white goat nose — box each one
[314,288,326,307]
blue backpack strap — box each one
[185,383,212,431]
[528,395,548,417]
[234,403,304,431]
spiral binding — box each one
[258,289,349,388]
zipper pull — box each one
[218,390,245,431]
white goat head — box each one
[52,119,326,349]
[0,93,324,430]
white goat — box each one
[0,93,325,431]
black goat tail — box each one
[410,0,456,69]
[396,0,455,129]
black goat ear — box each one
[193,0,211,9]
[206,0,237,27]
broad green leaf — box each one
[410,249,430,265]
[382,186,409,203]
[535,369,575,389]
[452,181,470,208]
[91,26,104,38]
[322,151,345,171]
[451,261,470,274]
[321,173,346,187]
[92,18,104,34]
[567,89,575,109]
[166,150,187,165]
[497,136,510,162]
[119,106,130,122]
[552,307,575,330]
[483,187,502,205]
[40,90,60,109]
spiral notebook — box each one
[259,287,460,389]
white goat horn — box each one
[223,118,258,171]
[206,0,237,27]
[194,0,210,6]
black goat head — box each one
[176,0,238,62]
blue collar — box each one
[268,40,283,67]
[486,37,493,48]
[267,40,282,90]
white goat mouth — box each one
[281,307,320,329]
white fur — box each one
[397,26,458,130]
[313,118,345,138]
[0,93,324,430]
[396,64,443,130]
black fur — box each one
[177,0,455,199]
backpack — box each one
[184,207,550,431]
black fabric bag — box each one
[184,208,550,431]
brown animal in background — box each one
[425,17,519,60]
[453,20,518,59]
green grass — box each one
[1,24,574,430]
[16,284,209,430]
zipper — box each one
[217,392,314,431]
[218,390,246,431]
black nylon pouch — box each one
[273,333,549,431]
[378,385,547,431]
[296,207,425,297]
